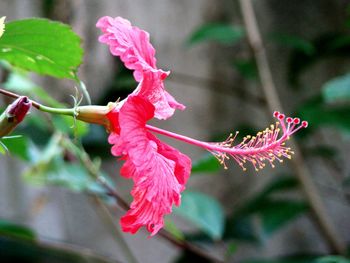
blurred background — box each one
[0,0,350,262]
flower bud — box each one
[0,96,32,137]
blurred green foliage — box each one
[174,191,225,240]
[0,220,115,263]
[176,3,350,262]
[187,23,245,46]
[0,4,350,262]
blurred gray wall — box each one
[0,1,349,262]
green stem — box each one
[37,104,75,116]
[0,88,112,128]
[0,88,76,116]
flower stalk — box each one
[0,88,114,129]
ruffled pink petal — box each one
[96,16,156,75]
[96,16,185,119]
[149,133,191,188]
[107,95,191,236]
[133,71,185,119]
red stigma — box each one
[302,121,308,128]
[293,118,300,124]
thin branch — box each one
[90,196,139,263]
[238,0,346,254]
[0,88,40,109]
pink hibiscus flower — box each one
[97,16,191,235]
[95,16,308,236]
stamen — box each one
[208,112,308,171]
[146,112,307,172]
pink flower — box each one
[97,16,191,235]
[96,16,184,120]
[96,16,308,236]
[107,95,190,235]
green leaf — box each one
[322,74,350,104]
[298,95,350,132]
[25,157,106,195]
[15,114,52,146]
[0,236,114,263]
[328,35,350,51]
[24,135,109,195]
[174,191,225,240]
[225,241,238,258]
[0,142,6,155]
[0,220,36,241]
[233,59,258,80]
[258,200,308,236]
[224,216,259,243]
[271,33,315,55]
[1,136,30,161]
[224,176,303,241]
[286,32,350,87]
[187,23,245,46]
[52,115,89,137]
[164,220,185,241]
[316,256,350,263]
[191,154,221,174]
[242,255,320,263]
[0,18,83,79]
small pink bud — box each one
[0,96,32,137]
[6,96,32,122]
